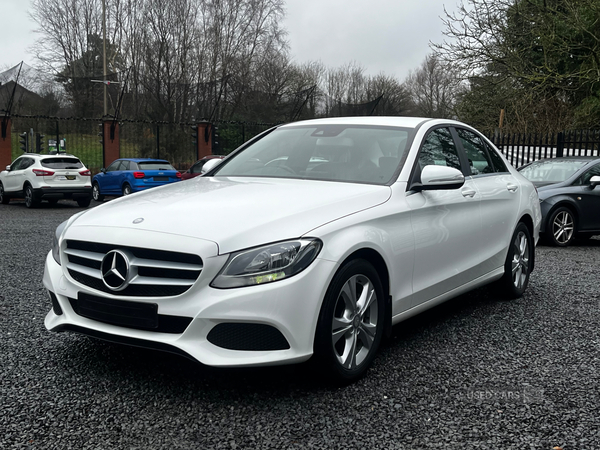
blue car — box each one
[92,158,181,201]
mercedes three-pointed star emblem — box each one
[100,250,130,291]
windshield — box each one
[519,159,587,183]
[138,162,175,170]
[213,125,414,185]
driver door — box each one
[406,126,483,306]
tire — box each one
[24,185,40,209]
[92,182,104,202]
[0,183,9,204]
[547,206,576,247]
[122,184,132,196]
[314,259,385,383]
[497,223,533,299]
[77,198,91,208]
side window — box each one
[190,160,206,174]
[575,164,600,185]
[486,143,508,173]
[456,128,493,175]
[106,161,120,172]
[120,161,131,171]
[10,158,25,171]
[129,161,138,170]
[418,127,462,176]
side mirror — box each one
[590,175,600,189]
[414,165,465,192]
[100,168,106,173]
[201,158,223,175]
[5,165,11,171]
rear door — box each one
[454,127,522,271]
[406,126,483,306]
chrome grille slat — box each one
[66,263,102,279]
[65,240,202,297]
[128,257,202,272]
[129,275,195,286]
[64,248,105,262]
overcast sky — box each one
[2,0,458,82]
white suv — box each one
[0,153,93,208]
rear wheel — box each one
[92,182,104,202]
[0,183,9,204]
[314,259,385,383]
[24,185,40,209]
[498,222,533,299]
[547,206,576,246]
[77,198,91,208]
[122,184,132,196]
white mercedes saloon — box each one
[44,117,541,382]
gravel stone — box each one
[1,199,599,449]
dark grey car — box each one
[518,157,600,246]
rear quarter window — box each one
[41,158,83,169]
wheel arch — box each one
[517,213,536,272]
[336,247,392,338]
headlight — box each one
[211,238,322,288]
[52,220,68,265]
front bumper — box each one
[43,250,337,367]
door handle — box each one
[507,184,519,192]
[461,188,477,198]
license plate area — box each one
[153,176,168,181]
[57,175,77,180]
[73,293,158,330]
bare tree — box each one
[404,54,459,118]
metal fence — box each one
[213,121,276,155]
[11,115,103,170]
[119,121,198,170]
[488,130,600,167]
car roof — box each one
[279,116,440,129]
[20,153,79,159]
[117,158,170,163]
[526,156,600,164]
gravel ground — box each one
[1,199,599,450]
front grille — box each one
[65,240,203,297]
[69,293,192,333]
[207,323,290,351]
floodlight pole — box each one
[102,0,108,117]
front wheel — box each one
[314,259,385,383]
[497,223,533,299]
[547,206,576,246]
[0,183,9,204]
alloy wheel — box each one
[24,186,33,208]
[511,231,529,290]
[331,274,379,370]
[552,210,574,245]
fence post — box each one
[0,117,12,169]
[196,121,212,159]
[103,120,120,168]
[556,132,564,158]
